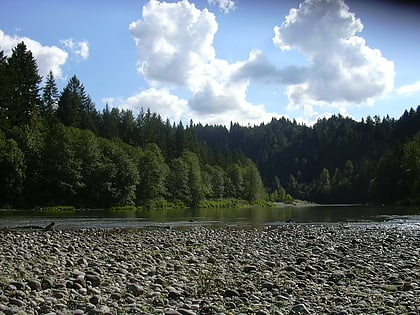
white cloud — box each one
[207,0,236,14]
[126,0,395,126]
[396,81,420,95]
[128,0,276,126]
[232,49,308,85]
[61,38,89,60]
[272,0,395,116]
[105,88,188,123]
[0,29,68,79]
[129,0,218,86]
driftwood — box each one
[10,221,55,231]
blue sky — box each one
[1,0,419,125]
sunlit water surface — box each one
[0,205,418,230]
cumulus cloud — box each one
[232,50,308,85]
[207,0,236,13]
[104,88,188,123]
[61,38,90,60]
[396,81,420,95]
[126,0,276,126]
[124,0,394,126]
[272,0,395,113]
[0,29,68,78]
[129,0,217,86]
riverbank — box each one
[0,224,419,314]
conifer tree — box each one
[0,51,8,131]
[41,71,59,122]
[2,42,42,128]
[57,75,97,131]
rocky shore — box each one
[0,224,419,315]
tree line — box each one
[0,42,419,208]
[193,108,420,205]
[0,42,268,209]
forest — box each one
[0,42,419,209]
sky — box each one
[1,0,419,126]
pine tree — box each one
[0,50,8,131]
[41,71,59,122]
[57,75,97,131]
[2,42,42,128]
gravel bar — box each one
[0,224,419,315]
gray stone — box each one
[168,290,181,300]
[242,265,257,273]
[178,309,196,315]
[290,304,310,314]
[41,278,53,289]
[223,289,240,297]
[85,274,101,287]
[27,279,42,291]
[126,283,144,296]
[89,295,101,305]
[9,297,24,307]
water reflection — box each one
[0,205,418,229]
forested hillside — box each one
[194,108,420,204]
[0,42,419,209]
[0,43,268,209]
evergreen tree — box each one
[0,50,8,131]
[41,71,59,122]
[2,42,42,128]
[57,75,97,132]
[99,104,120,139]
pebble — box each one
[0,225,418,314]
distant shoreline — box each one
[273,201,369,208]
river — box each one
[0,204,419,230]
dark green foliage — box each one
[136,143,169,202]
[194,107,420,205]
[182,150,205,208]
[0,42,42,130]
[167,157,191,206]
[0,131,25,206]
[0,42,418,208]
[57,75,98,132]
[41,71,59,122]
[400,136,420,204]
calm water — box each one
[0,205,419,230]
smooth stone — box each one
[41,278,54,289]
[290,304,310,314]
[178,308,196,315]
[242,265,257,273]
[9,297,25,307]
[126,283,144,296]
[168,290,181,299]
[89,295,101,305]
[223,289,240,297]
[85,274,101,287]
[27,279,42,291]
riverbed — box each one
[0,224,419,314]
